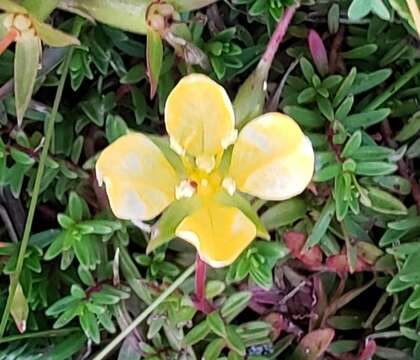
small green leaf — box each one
[335,95,354,121]
[333,67,357,107]
[363,186,408,215]
[341,130,362,158]
[297,87,317,104]
[342,44,378,59]
[203,338,225,360]
[348,0,372,20]
[300,57,315,83]
[305,199,335,248]
[261,198,307,230]
[14,33,40,126]
[221,291,252,323]
[317,96,334,121]
[355,161,397,176]
[146,28,163,98]
[207,312,226,337]
[225,326,246,356]
[80,310,100,344]
[396,111,420,141]
[120,64,146,84]
[283,105,325,128]
[185,321,210,345]
[342,108,391,129]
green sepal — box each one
[14,32,40,126]
[146,27,163,99]
[146,196,201,254]
[215,191,270,240]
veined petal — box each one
[175,198,256,268]
[96,133,178,221]
[165,74,235,157]
[229,112,314,201]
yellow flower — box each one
[96,74,314,268]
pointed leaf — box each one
[14,32,40,126]
[10,281,28,333]
[146,27,163,98]
[33,19,80,47]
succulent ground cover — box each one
[0,0,420,359]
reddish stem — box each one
[192,255,214,314]
[261,6,297,66]
[0,28,19,56]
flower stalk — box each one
[192,255,214,313]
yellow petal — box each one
[96,133,177,221]
[175,198,256,268]
[229,112,314,200]
[165,74,235,157]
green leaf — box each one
[342,44,378,59]
[300,57,315,83]
[46,295,79,316]
[388,217,420,230]
[221,291,252,323]
[105,114,128,143]
[333,67,357,107]
[207,312,226,337]
[342,108,391,129]
[53,305,79,329]
[70,284,86,299]
[341,130,362,158]
[44,231,65,260]
[371,0,391,20]
[225,326,246,356]
[14,33,40,126]
[348,0,372,20]
[335,95,354,121]
[351,145,394,161]
[80,310,100,344]
[297,87,316,104]
[10,148,35,165]
[185,321,210,345]
[283,106,325,128]
[147,197,200,254]
[203,338,225,360]
[396,111,420,141]
[146,28,163,98]
[350,69,392,95]
[120,64,146,84]
[305,199,335,248]
[363,186,408,215]
[355,161,397,176]
[314,163,341,182]
[33,19,80,47]
[260,198,307,230]
[317,96,334,122]
[68,191,85,222]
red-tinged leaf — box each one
[359,339,377,360]
[284,231,323,267]
[291,328,335,360]
[146,27,163,99]
[326,253,370,276]
[263,312,284,340]
[308,29,328,76]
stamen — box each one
[222,177,236,195]
[169,137,185,156]
[14,14,31,31]
[196,155,215,173]
[221,129,238,149]
[175,179,196,199]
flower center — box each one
[3,14,35,39]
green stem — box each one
[21,0,60,21]
[0,327,80,344]
[92,264,195,360]
[0,19,81,338]
[364,62,420,111]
